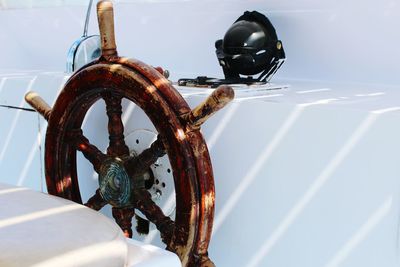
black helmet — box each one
[216,11,285,82]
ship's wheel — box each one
[25,1,234,267]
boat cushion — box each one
[0,183,128,267]
[126,239,182,267]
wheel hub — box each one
[99,158,132,207]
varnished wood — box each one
[185,85,234,130]
[66,129,107,172]
[25,91,52,121]
[112,206,135,238]
[134,188,174,244]
[97,0,117,58]
[84,189,107,211]
[125,136,165,178]
[185,130,216,267]
[103,95,129,157]
[44,63,203,265]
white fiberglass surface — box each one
[1,0,400,85]
[1,74,400,267]
[0,0,84,9]
[1,0,400,265]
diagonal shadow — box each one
[245,106,400,267]
[213,98,338,235]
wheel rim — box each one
[45,60,214,266]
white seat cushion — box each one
[126,239,181,267]
[0,183,128,267]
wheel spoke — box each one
[84,189,107,211]
[133,188,174,244]
[112,206,135,238]
[103,94,129,157]
[125,136,166,178]
[67,129,107,172]
[135,214,150,235]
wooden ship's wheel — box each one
[25,1,233,267]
